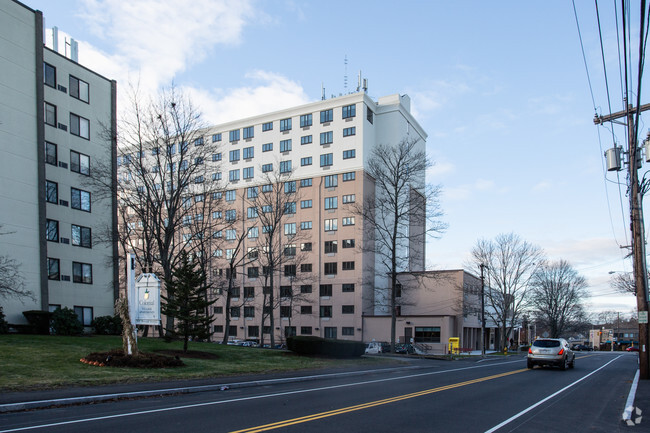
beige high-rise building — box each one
[0,0,118,326]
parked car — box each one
[365,341,383,354]
[528,338,575,370]
[571,344,593,351]
[627,346,639,352]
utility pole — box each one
[480,263,486,357]
[595,101,650,379]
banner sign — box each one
[134,273,161,325]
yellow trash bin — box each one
[448,337,460,354]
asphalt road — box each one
[0,352,639,433]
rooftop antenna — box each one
[321,82,325,101]
[344,55,348,92]
[357,70,361,92]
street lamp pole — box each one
[480,264,486,357]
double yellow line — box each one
[231,368,528,433]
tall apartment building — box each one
[0,0,118,325]
[159,91,427,343]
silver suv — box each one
[527,338,575,370]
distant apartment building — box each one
[0,0,118,325]
[119,91,427,343]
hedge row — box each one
[286,336,365,358]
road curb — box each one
[0,365,422,413]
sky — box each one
[25,0,650,316]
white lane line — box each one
[484,355,623,433]
[0,359,526,433]
[622,369,640,421]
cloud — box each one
[442,178,499,201]
[74,0,255,95]
[183,70,311,125]
[532,181,552,192]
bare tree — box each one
[92,84,220,335]
[527,260,588,338]
[468,233,544,351]
[355,137,446,352]
[0,226,33,302]
[610,271,636,295]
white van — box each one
[365,341,383,354]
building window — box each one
[342,217,355,226]
[284,202,296,214]
[324,197,337,210]
[226,190,236,201]
[46,219,59,242]
[247,186,259,198]
[262,163,273,173]
[342,172,356,182]
[230,306,240,318]
[343,127,356,137]
[226,229,237,241]
[280,285,293,297]
[301,157,312,166]
[247,207,258,219]
[284,244,296,256]
[71,188,91,212]
[212,152,222,162]
[324,262,337,275]
[70,150,90,175]
[284,181,296,194]
[247,226,259,239]
[229,169,240,182]
[300,114,313,127]
[74,306,93,326]
[324,175,338,188]
[262,122,273,131]
[320,306,333,318]
[342,327,355,336]
[301,306,312,315]
[300,285,312,294]
[301,242,312,251]
[300,221,312,230]
[301,326,312,335]
[300,200,312,209]
[301,263,312,273]
[320,109,333,123]
[244,286,255,298]
[367,106,374,124]
[320,131,333,145]
[324,240,337,254]
[342,194,355,204]
[342,239,355,248]
[214,306,223,314]
[247,267,259,278]
[343,150,356,159]
[47,258,60,280]
[320,153,333,167]
[301,135,313,145]
[71,224,92,248]
[229,149,240,162]
[262,142,273,152]
[44,62,56,88]
[342,104,356,119]
[342,261,355,271]
[415,327,441,343]
[280,118,292,131]
[243,167,254,179]
[72,262,93,284]
[280,160,292,173]
[229,129,240,142]
[212,133,222,142]
[69,75,89,103]
[194,137,204,146]
[300,178,312,187]
[45,142,57,166]
[45,102,57,126]
[212,172,222,181]
[342,283,355,292]
[243,306,255,318]
[243,126,254,139]
[342,305,355,314]
[225,209,236,221]
[46,180,58,204]
[324,218,337,232]
[285,326,297,337]
[70,113,90,139]
[284,223,296,235]
[229,326,238,336]
[280,139,292,153]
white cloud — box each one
[532,180,552,192]
[184,70,310,125]
[442,178,499,201]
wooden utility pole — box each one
[480,264,486,357]
[595,102,650,379]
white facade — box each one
[0,0,117,325]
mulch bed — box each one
[81,349,185,368]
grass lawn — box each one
[0,335,394,391]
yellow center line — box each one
[230,368,529,433]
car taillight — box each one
[528,348,532,354]
[558,348,564,355]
